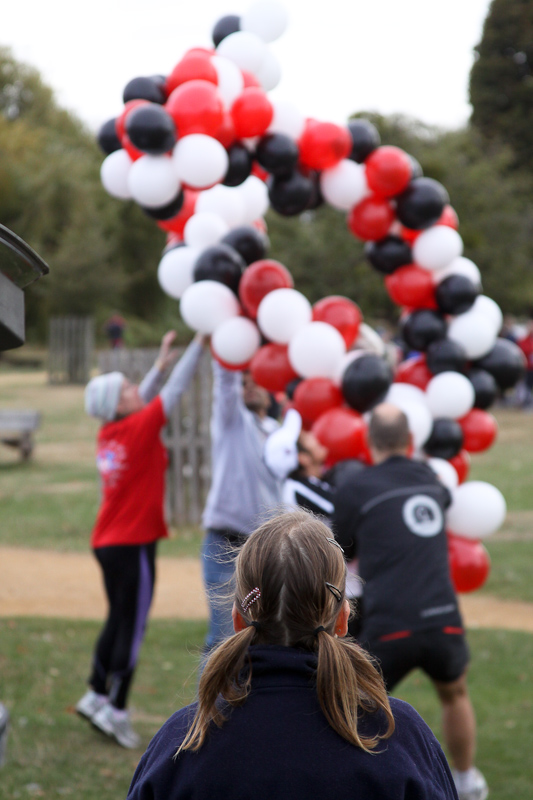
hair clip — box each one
[241,587,261,612]
[326,537,344,553]
[325,582,342,603]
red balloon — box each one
[365,146,412,198]
[251,162,269,182]
[385,265,437,309]
[166,80,224,137]
[448,449,470,484]
[239,260,293,318]
[293,378,344,427]
[298,119,352,171]
[394,355,433,390]
[348,196,395,241]
[459,409,498,453]
[250,343,297,392]
[312,407,366,465]
[398,224,422,244]
[116,99,149,141]
[447,534,490,593]
[312,296,362,348]
[166,53,218,95]
[231,88,273,139]
[241,70,261,88]
[214,112,237,148]
[437,204,459,230]
[157,189,198,235]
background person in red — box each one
[76,331,204,749]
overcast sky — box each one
[2,0,492,133]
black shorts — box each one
[363,627,470,692]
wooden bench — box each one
[0,410,41,460]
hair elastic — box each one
[249,621,261,631]
[241,587,261,612]
[314,626,326,636]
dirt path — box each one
[1,546,533,632]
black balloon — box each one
[401,310,447,352]
[468,368,498,410]
[126,104,176,155]
[426,338,468,375]
[212,15,240,47]
[255,133,299,176]
[424,418,464,460]
[365,235,412,275]
[223,144,253,187]
[268,170,315,216]
[305,171,324,210]
[142,191,184,220]
[221,226,268,265]
[123,76,165,105]
[474,338,526,391]
[409,155,423,179]
[285,377,302,400]
[97,118,121,154]
[347,119,380,163]
[193,244,245,294]
[341,355,393,414]
[435,275,479,315]
[396,177,449,230]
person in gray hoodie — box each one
[201,363,282,653]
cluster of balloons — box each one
[97,0,526,594]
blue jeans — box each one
[201,529,241,653]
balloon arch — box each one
[98,1,525,594]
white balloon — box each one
[333,350,364,385]
[157,246,200,300]
[425,372,475,420]
[237,176,270,224]
[216,31,267,75]
[196,185,245,228]
[211,55,244,107]
[100,149,133,199]
[127,155,180,208]
[320,160,368,211]
[180,280,240,334]
[257,288,312,344]
[241,0,289,42]
[184,212,229,249]
[386,382,428,408]
[448,311,497,360]
[446,481,506,539]
[472,295,503,334]
[172,135,229,189]
[255,50,282,91]
[413,226,464,272]
[433,256,482,286]
[427,458,459,491]
[212,317,261,365]
[268,100,305,139]
[288,322,346,379]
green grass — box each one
[0,618,531,800]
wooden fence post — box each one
[48,316,94,385]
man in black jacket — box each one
[333,403,488,800]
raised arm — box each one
[139,331,179,403]
[159,335,205,417]
[210,358,244,429]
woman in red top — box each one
[76,332,204,748]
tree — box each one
[469,0,533,170]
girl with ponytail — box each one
[128,510,458,800]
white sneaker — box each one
[91,703,140,749]
[452,767,489,800]
[76,690,109,721]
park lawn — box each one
[0,371,532,596]
[0,617,531,800]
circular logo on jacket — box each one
[402,494,443,537]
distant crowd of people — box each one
[79,330,489,800]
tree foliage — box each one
[469,0,533,171]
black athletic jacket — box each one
[333,456,462,640]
